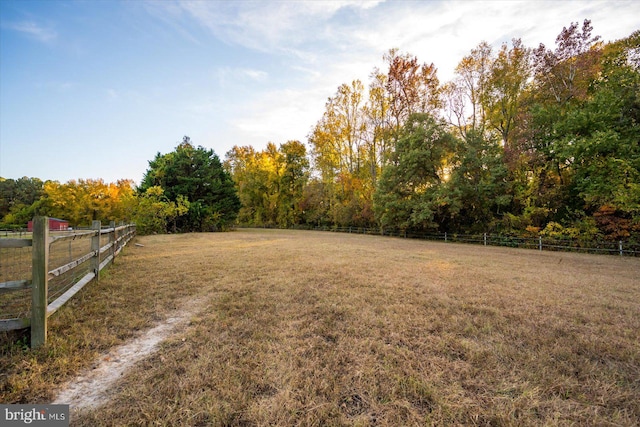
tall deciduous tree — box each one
[384,49,441,137]
[132,186,189,235]
[0,177,44,226]
[225,141,309,227]
[445,130,511,231]
[309,80,368,180]
[532,19,602,106]
[374,113,456,231]
[485,39,531,149]
[510,20,605,227]
[447,42,493,138]
[363,71,392,183]
[556,31,640,233]
[308,80,377,227]
[278,140,310,226]
[36,179,134,226]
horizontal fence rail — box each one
[249,225,640,257]
[0,217,136,347]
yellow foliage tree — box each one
[41,179,134,226]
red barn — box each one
[27,218,69,232]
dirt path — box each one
[51,298,207,411]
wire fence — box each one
[274,225,640,257]
[0,232,97,320]
[1,219,136,347]
[0,244,32,320]
[0,229,30,238]
[48,232,95,308]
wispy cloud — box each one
[215,67,269,89]
[36,80,76,93]
[141,0,202,45]
[159,1,383,55]
[240,68,268,82]
[4,20,57,43]
[229,86,328,145]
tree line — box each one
[1,20,638,240]
[227,20,639,240]
[0,138,240,234]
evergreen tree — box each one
[140,137,240,231]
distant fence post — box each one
[484,233,487,246]
[91,220,101,282]
[619,240,623,256]
[31,216,49,349]
[539,236,543,251]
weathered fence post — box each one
[91,220,101,282]
[619,240,623,256]
[110,221,116,265]
[539,236,543,251]
[31,216,49,348]
[444,232,447,242]
[484,233,487,246]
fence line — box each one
[276,225,639,257]
[0,216,136,347]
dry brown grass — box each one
[2,229,640,426]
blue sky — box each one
[1,0,639,185]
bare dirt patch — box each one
[51,297,207,410]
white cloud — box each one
[141,0,202,45]
[4,20,57,43]
[147,0,640,151]
[228,86,328,146]
[240,68,268,81]
[174,0,384,54]
[214,67,269,90]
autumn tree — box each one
[553,31,640,237]
[446,42,493,138]
[363,71,392,182]
[33,179,134,227]
[485,39,531,149]
[278,140,310,226]
[384,49,441,137]
[532,19,602,106]
[505,20,605,229]
[309,80,368,180]
[225,145,262,224]
[308,80,377,227]
[225,141,309,227]
[131,186,189,235]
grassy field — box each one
[1,229,639,426]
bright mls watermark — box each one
[1,405,69,426]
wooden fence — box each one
[0,216,136,348]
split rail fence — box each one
[0,216,136,348]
